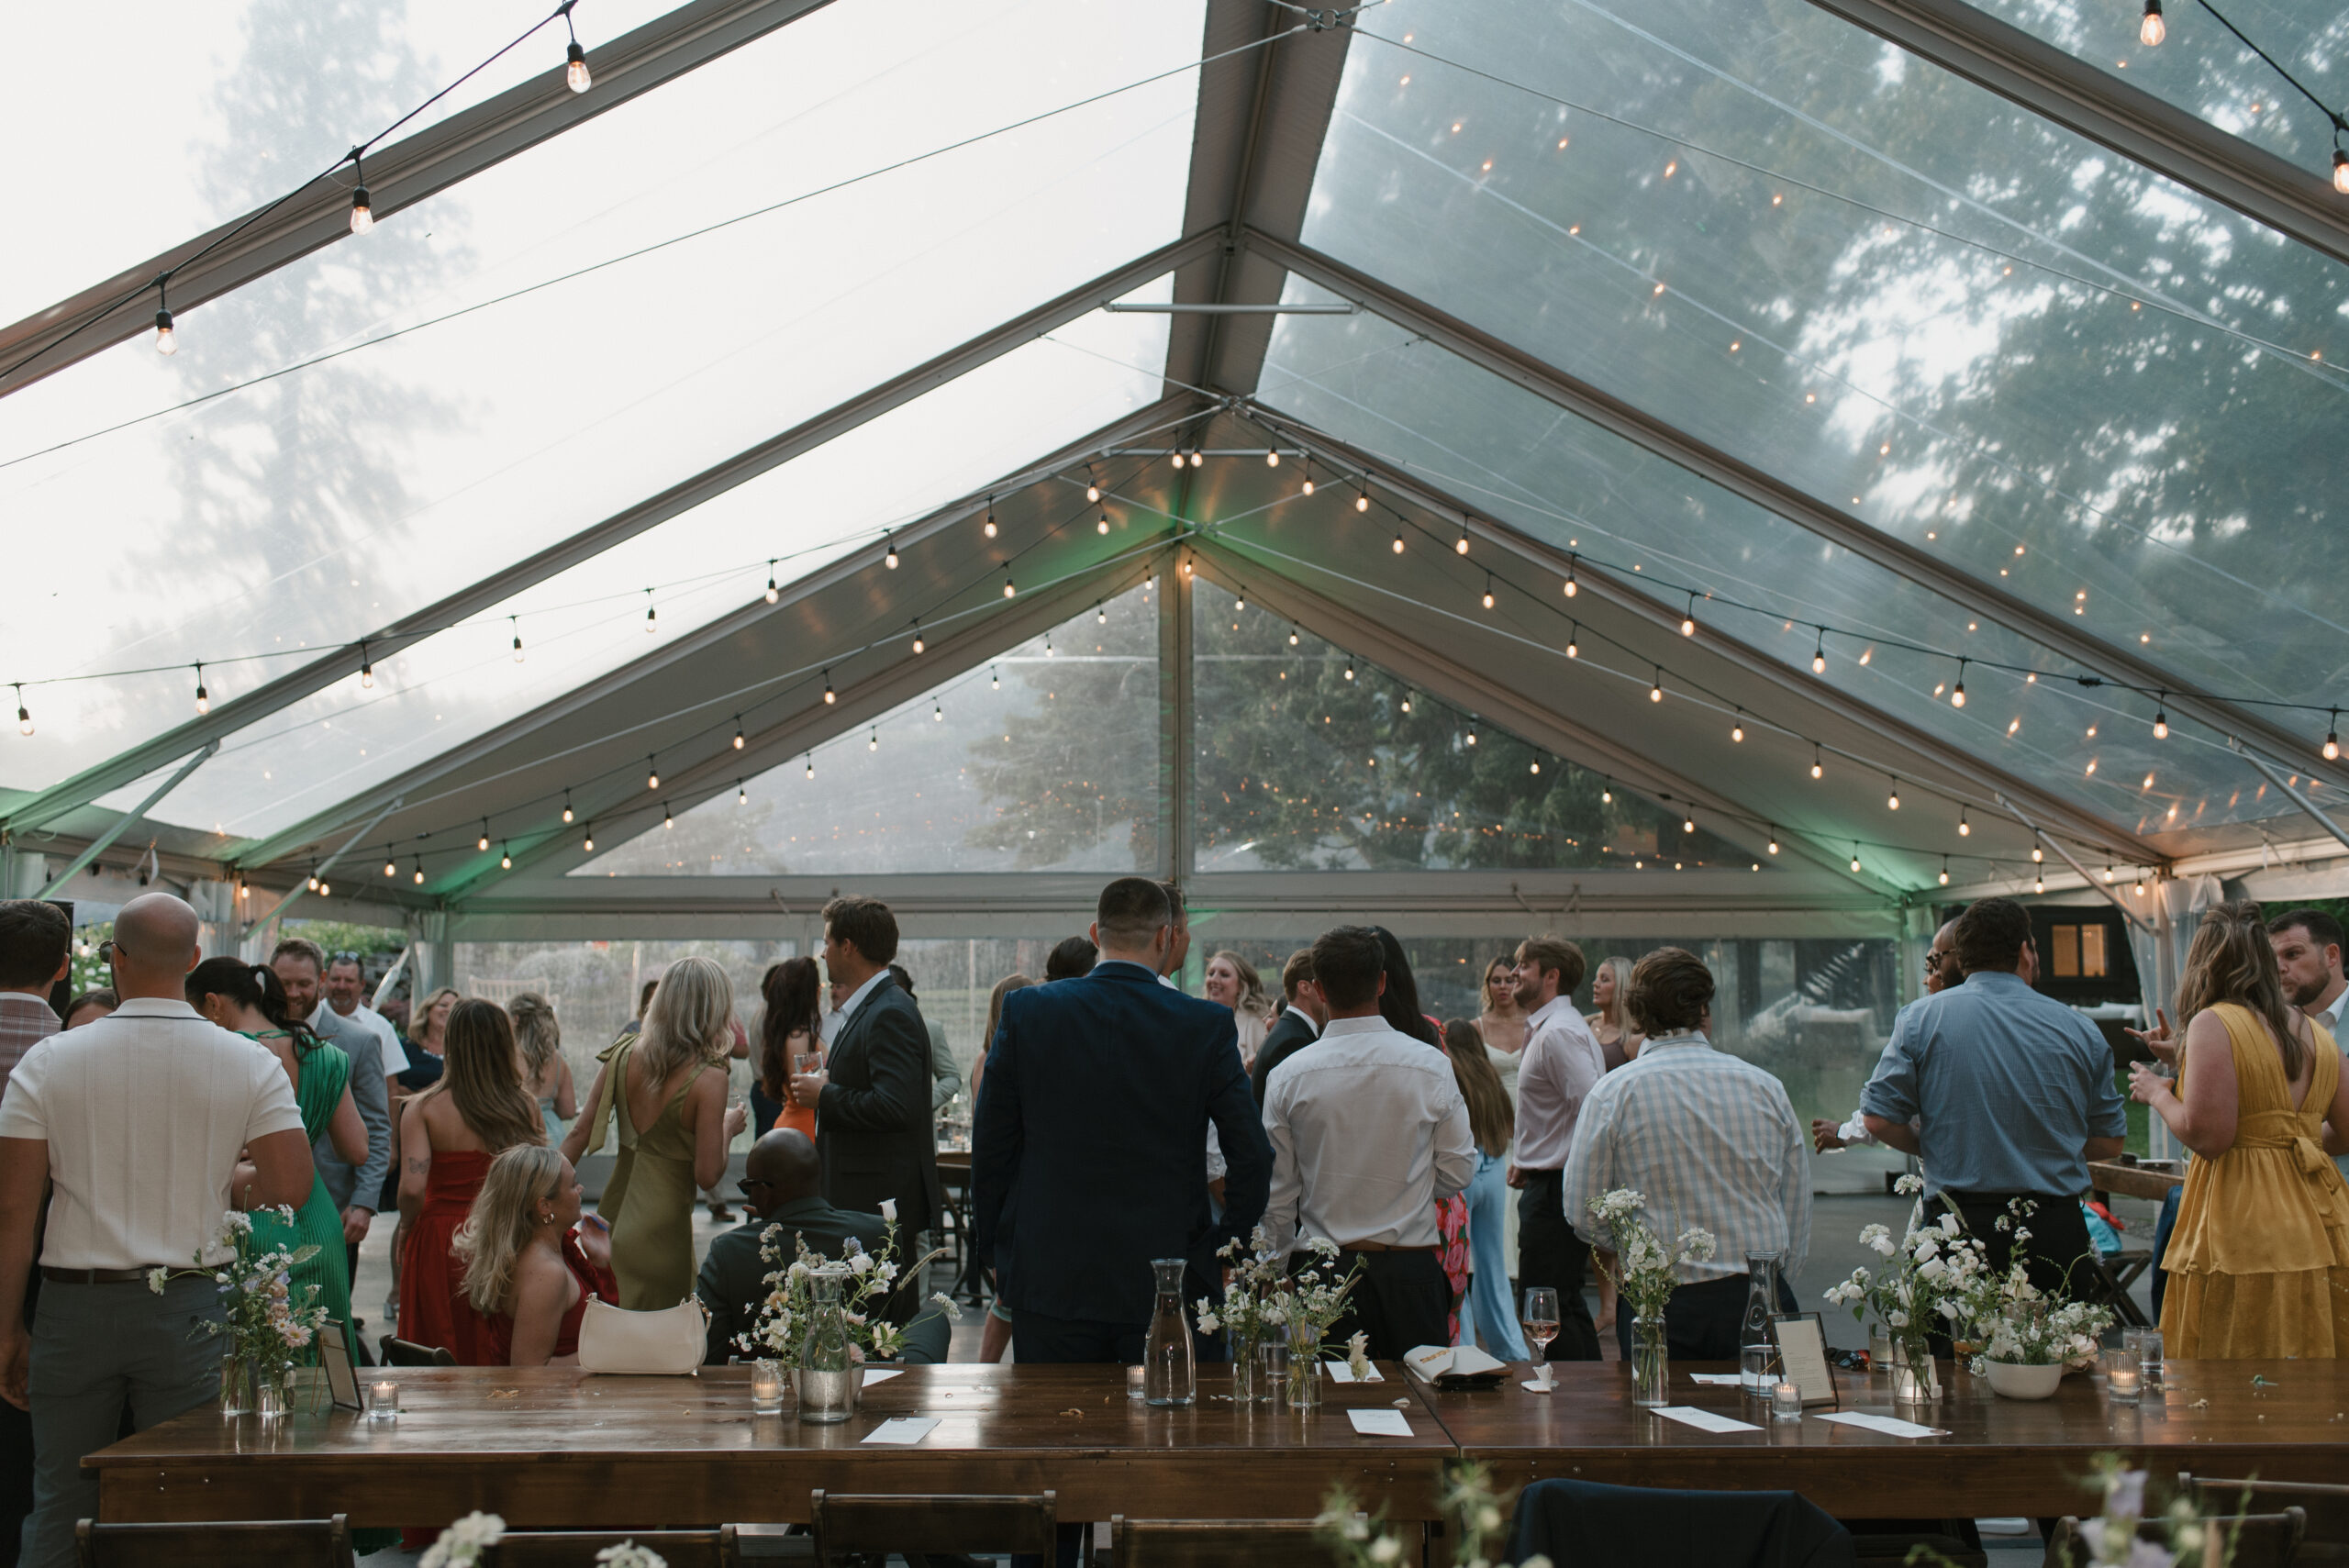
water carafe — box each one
[1740,1251,1784,1395]
[1143,1258,1196,1407]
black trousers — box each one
[1613,1271,1798,1362]
[1319,1250,1449,1364]
[1924,1189,2094,1356]
[1518,1169,1601,1361]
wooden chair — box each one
[2043,1508,2304,1568]
[76,1515,355,1567]
[481,1526,740,1566]
[2185,1476,2349,1564]
[1107,1516,1330,1567]
[381,1336,457,1367]
[809,1489,1056,1562]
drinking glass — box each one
[1520,1287,1560,1388]
[2122,1327,2164,1390]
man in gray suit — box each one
[273,939,390,1302]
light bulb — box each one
[1887,784,1900,810]
[1004,575,1016,598]
[1355,490,1369,513]
[413,861,426,884]
[1649,673,1664,703]
[1482,582,1495,610]
[360,658,374,689]
[2327,715,2341,762]
[765,562,779,604]
[1852,851,1864,873]
[1173,450,1186,471]
[307,873,319,892]
[583,828,596,851]
[868,729,878,751]
[1393,533,1405,554]
[2034,875,2045,894]
[1959,811,1971,837]
[1466,728,1477,746]
[733,720,745,750]
[1190,450,1203,469]
[350,186,373,235]
[195,667,209,714]
[1810,748,1823,780]
[1952,681,1965,708]
[645,597,658,633]
[1455,531,1469,556]
[1564,569,1577,599]
[1288,628,1299,647]
[2153,706,2168,740]
[1097,513,1110,535]
[320,878,331,896]
[384,854,396,877]
[2139,0,2164,46]
[2336,150,2349,195]
[1767,834,1779,854]
[933,701,943,723]
[1344,658,1355,682]
[991,668,999,690]
[1566,635,1579,659]
[1401,695,1412,713]
[648,761,661,788]
[565,39,592,92]
[739,781,749,804]
[1683,816,1695,834]
[512,629,524,662]
[884,536,898,569]
[500,844,512,869]
[805,756,815,779]
[912,625,926,653]
[1086,476,1102,501]
[562,795,574,824]
[1096,604,1106,625]
[477,823,491,851]
[1812,633,1827,674]
[1265,450,1280,468]
[984,510,997,539]
[154,307,175,354]
[663,804,674,829]
[1531,761,1542,775]
[1302,476,1315,495]
[1603,786,1614,804]
[1731,719,1744,742]
[823,672,836,702]
[1681,610,1696,637]
[2135,875,2146,895]
[2032,847,2043,863]
[1939,862,1950,886]
[2103,865,2116,884]
[1234,595,1245,611]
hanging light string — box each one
[1233,398,2349,761]
[1352,29,2347,381]
[262,455,1173,881]
[1,2,601,385]
[2,20,1312,440]
[2164,0,2349,191]
[2,404,1208,704]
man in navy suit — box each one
[972,877,1272,1365]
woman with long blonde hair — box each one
[562,956,748,1308]
[2132,901,2349,1358]
[1203,949,1275,1069]
[508,992,576,1145]
[397,999,547,1361]
[454,1145,615,1366]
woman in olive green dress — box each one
[562,957,746,1308]
[186,958,366,1345]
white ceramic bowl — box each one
[1981,1359,2064,1400]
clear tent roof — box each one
[5,0,2345,924]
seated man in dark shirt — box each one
[696,1129,947,1364]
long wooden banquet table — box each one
[89,1359,2349,1530]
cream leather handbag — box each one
[576,1296,708,1375]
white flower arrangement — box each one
[1821,1184,1987,1385]
[595,1541,669,1568]
[1192,1229,1362,1356]
[419,1511,505,1568]
[196,1207,327,1365]
[740,1218,947,1363]
[1955,1200,2113,1369]
[1581,1189,1716,1322]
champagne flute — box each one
[1520,1286,1560,1389]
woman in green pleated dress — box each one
[186,958,367,1346]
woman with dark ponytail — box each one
[188,957,366,1349]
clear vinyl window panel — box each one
[0,0,1202,798]
[1301,0,2349,718]
[1190,579,1749,872]
[1258,306,2308,852]
[578,581,1163,876]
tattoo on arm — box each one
[405,1157,430,1175]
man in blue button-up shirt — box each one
[1862,896,2126,1307]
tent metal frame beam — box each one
[33,743,217,901]
[1182,539,1893,896]
[0,0,845,397]
[228,395,1201,871]
[1992,791,2150,933]
[1237,403,2163,866]
[2230,740,2349,859]
[1802,0,2349,270]
[1245,228,2329,773]
[0,233,1219,840]
[442,548,1164,902]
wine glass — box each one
[1520,1286,1560,1388]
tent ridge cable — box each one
[1990,791,2151,933]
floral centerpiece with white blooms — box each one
[1953,1200,2112,1396]
[1191,1227,1291,1399]
[1197,1235,1364,1407]
[419,1512,505,1568]
[1581,1188,1716,1404]
[739,1207,957,1365]
[1821,1175,1989,1400]
[192,1208,328,1415]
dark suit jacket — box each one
[695,1195,945,1364]
[815,975,941,1240]
[973,961,1273,1328]
[1248,1007,1321,1108]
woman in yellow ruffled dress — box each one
[2131,902,2349,1358]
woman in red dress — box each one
[396,1000,546,1362]
[456,1146,618,1365]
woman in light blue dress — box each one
[1441,1019,1531,1361]
[509,992,574,1146]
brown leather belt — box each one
[40,1265,169,1285]
[1335,1240,1439,1254]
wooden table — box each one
[2089,1160,2186,1205]
[1428,1360,2349,1519]
[91,1363,1453,1528]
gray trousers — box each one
[19,1275,223,1568]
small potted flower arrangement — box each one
[1954,1201,2112,1400]
[192,1208,328,1419]
[1821,1175,1987,1402]
[1582,1188,1716,1407]
[740,1206,957,1423]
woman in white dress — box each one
[1472,956,1529,1294]
[1204,950,1275,1071]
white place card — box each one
[861,1369,903,1385]
[1347,1407,1416,1437]
[861,1417,940,1445]
[1815,1411,1949,1440]
[1326,1362,1384,1383]
[1521,1379,1554,1395]
[1687,1373,1747,1385]
[1649,1406,1764,1434]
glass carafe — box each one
[1143,1258,1196,1407]
[797,1266,859,1424]
[1740,1251,1784,1395]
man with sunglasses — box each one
[694,1129,945,1366]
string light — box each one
[647,757,661,789]
[1887,777,1901,811]
[1265,449,1280,468]
[1191,450,1204,469]
[1531,758,1542,775]
[1482,576,1496,610]
[912,620,925,653]
[2153,696,2168,740]
[2103,864,2116,884]
[1004,573,1017,598]
[1455,523,1470,556]
[384,850,397,878]
[2032,846,2044,864]
[933,699,943,723]
[2139,0,2165,46]
[1233,593,1245,612]
[2326,709,2341,762]
[1301,461,1316,496]
[194,664,209,715]
[1355,484,1369,513]
[738,780,748,805]
[733,717,746,750]
[1288,627,1299,647]
[154,279,175,355]
[1810,744,1823,780]
[868,727,879,752]
[1851,846,1864,873]
[500,842,513,869]
[413,857,426,884]
[1565,623,1579,659]
[1393,531,1405,554]
[1400,691,1413,713]
[359,641,373,689]
[1681,595,1697,637]
[644,589,657,634]
[1602,781,1614,804]
[884,533,898,569]
[1564,556,1578,598]
[13,686,28,735]
[583,826,596,852]
[663,802,674,829]
[805,754,815,780]
[1959,807,1971,837]
[563,1,592,92]
[306,864,320,892]
[2337,149,2349,196]
[1731,709,1744,742]
[1682,813,1696,834]
[348,150,373,235]
[1097,511,1111,535]
[1811,628,1827,674]
[477,820,491,851]
[1649,668,1664,703]
[1085,467,1101,502]
[765,561,780,604]
[1465,724,1478,746]
[1045,632,1055,658]
[823,670,837,704]
[1951,660,1966,707]
[2135,873,2146,895]
[1939,857,1950,886]
[1766,828,1779,854]
[562,791,573,824]
[983,503,997,539]
[1096,603,1107,626]
[990,667,999,690]
[1344,656,1356,682]
[2034,873,2045,894]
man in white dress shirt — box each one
[1508,934,1607,1362]
[1262,926,1475,1361]
[2268,909,2348,1183]
[0,894,315,1568]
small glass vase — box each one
[1288,1330,1323,1411]
[1229,1335,1261,1404]
[1630,1313,1669,1407]
[217,1353,254,1418]
[1889,1340,1941,1404]
[254,1361,293,1422]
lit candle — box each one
[2106,1346,2143,1405]
[367,1380,399,1421]
[750,1360,785,1415]
[1770,1382,1803,1422]
[1127,1364,1146,1401]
